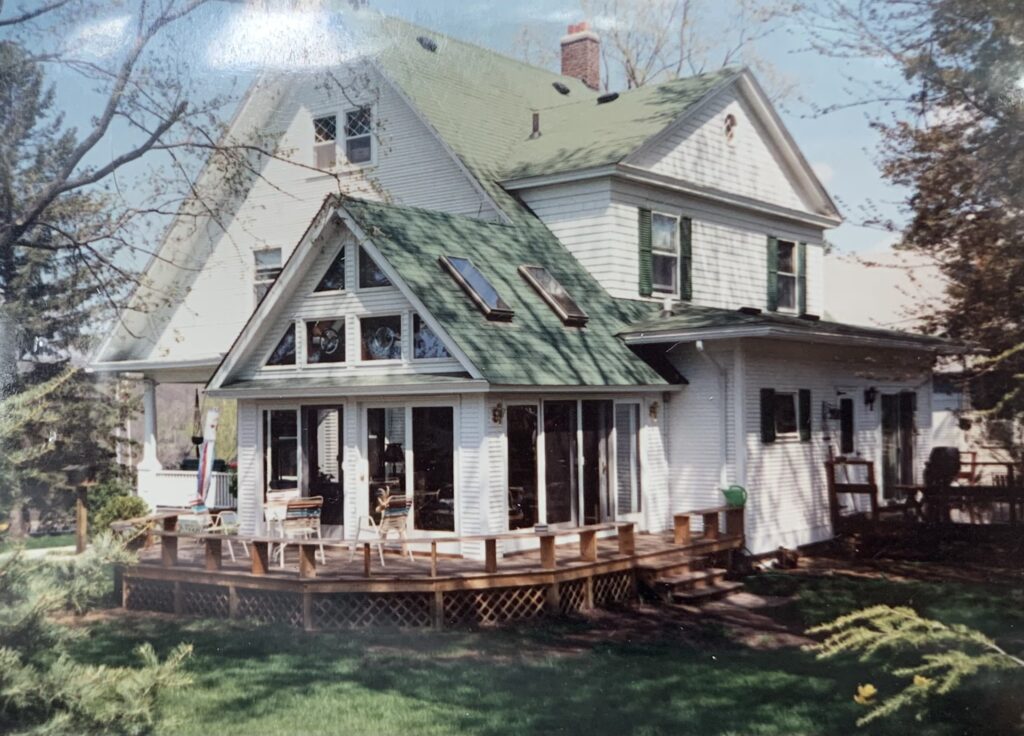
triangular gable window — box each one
[266,324,296,366]
[315,247,346,292]
[359,246,391,288]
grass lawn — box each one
[67,566,1024,736]
[1,533,75,551]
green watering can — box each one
[721,485,747,508]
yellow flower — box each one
[913,674,933,688]
[854,683,878,705]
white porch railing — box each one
[137,469,233,510]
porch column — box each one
[138,379,163,471]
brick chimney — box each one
[560,21,600,91]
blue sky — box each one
[34,0,910,259]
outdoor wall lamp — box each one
[864,386,878,410]
[491,402,504,424]
[649,401,659,420]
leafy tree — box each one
[808,605,1023,726]
[800,0,1024,438]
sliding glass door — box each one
[507,405,538,529]
[263,408,299,498]
[412,407,455,532]
[544,400,578,525]
[302,406,343,526]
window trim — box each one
[358,313,404,363]
[343,104,375,167]
[312,244,347,294]
[650,211,680,297]
[357,245,393,290]
[412,313,452,362]
[263,321,298,370]
[304,317,348,367]
[775,239,798,313]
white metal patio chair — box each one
[349,489,414,567]
[208,510,247,562]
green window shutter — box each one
[799,388,812,442]
[798,241,807,315]
[760,388,776,444]
[679,217,693,301]
[766,236,779,311]
[638,208,653,297]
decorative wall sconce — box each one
[864,386,878,410]
[491,401,505,424]
[649,401,659,420]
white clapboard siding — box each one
[520,176,825,315]
[236,400,261,535]
[238,232,464,380]
[111,63,496,367]
[642,396,671,533]
[485,398,508,536]
[459,395,487,559]
[629,87,811,213]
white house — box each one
[89,12,959,557]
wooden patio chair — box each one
[264,495,325,568]
[349,489,414,567]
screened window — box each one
[440,255,513,320]
[313,115,337,169]
[315,248,346,292]
[358,247,391,288]
[651,213,679,295]
[413,315,450,359]
[518,265,588,326]
[345,107,372,164]
[254,247,282,304]
[774,393,798,436]
[361,315,402,360]
[306,318,346,364]
[776,240,797,311]
[266,324,296,366]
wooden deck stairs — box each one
[638,506,746,606]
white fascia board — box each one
[488,384,681,394]
[336,211,485,380]
[206,378,491,399]
[615,164,842,229]
[621,325,956,353]
[205,199,340,391]
[501,165,618,191]
[87,357,222,374]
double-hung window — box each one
[776,240,797,311]
[254,247,282,304]
[767,237,806,313]
[313,115,337,169]
[344,107,373,164]
[651,213,679,295]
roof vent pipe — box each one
[529,111,541,139]
[661,296,675,317]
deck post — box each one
[204,538,223,571]
[161,535,178,567]
[484,538,498,573]
[430,541,438,578]
[228,585,239,620]
[432,590,445,629]
[584,576,594,610]
[867,462,880,524]
[579,530,597,562]
[540,535,556,570]
[363,543,371,578]
[673,514,691,545]
[545,581,560,613]
[702,512,719,540]
[299,544,318,579]
[251,541,270,576]
[725,508,745,539]
[302,591,314,632]
[617,523,636,555]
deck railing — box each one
[136,469,232,510]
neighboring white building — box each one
[89,12,960,556]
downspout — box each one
[695,340,728,487]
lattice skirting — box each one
[593,571,636,606]
[313,592,433,629]
[237,589,303,627]
[444,585,547,626]
[181,583,230,618]
[125,578,175,613]
[558,579,586,614]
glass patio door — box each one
[582,400,614,525]
[302,406,343,527]
[614,403,642,520]
[263,408,299,498]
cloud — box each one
[207,7,370,71]
[66,15,131,59]
[811,160,834,186]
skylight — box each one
[518,265,589,326]
[439,256,513,321]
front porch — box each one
[117,507,746,629]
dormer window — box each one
[313,115,337,169]
[254,247,282,304]
[345,107,373,164]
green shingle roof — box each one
[622,302,961,351]
[339,196,666,387]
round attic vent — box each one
[724,113,738,142]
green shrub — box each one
[90,495,150,538]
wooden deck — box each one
[118,508,745,630]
